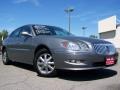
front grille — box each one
[93,44,116,55]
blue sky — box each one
[0,0,120,36]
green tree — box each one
[0,30,8,45]
[1,30,8,39]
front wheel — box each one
[2,49,11,65]
[34,49,56,77]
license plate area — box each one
[106,56,115,65]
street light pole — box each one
[82,27,87,36]
[68,12,71,33]
[65,7,74,33]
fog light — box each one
[67,60,81,63]
[71,60,76,63]
[65,60,86,65]
[76,60,81,64]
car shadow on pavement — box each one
[11,62,117,81]
[57,69,117,81]
[12,62,35,72]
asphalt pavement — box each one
[0,55,120,90]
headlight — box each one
[61,41,90,51]
[61,41,80,51]
[78,41,90,51]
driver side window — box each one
[20,26,32,37]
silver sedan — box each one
[2,24,118,77]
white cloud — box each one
[31,0,40,6]
[7,17,15,23]
[71,9,120,25]
[13,0,40,6]
[13,0,28,4]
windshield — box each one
[33,25,73,36]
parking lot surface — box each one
[0,55,120,90]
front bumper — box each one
[52,51,118,70]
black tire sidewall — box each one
[2,49,10,65]
[34,48,56,77]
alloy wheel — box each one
[37,53,55,75]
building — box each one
[98,16,120,50]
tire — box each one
[34,48,56,77]
[2,49,11,65]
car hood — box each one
[54,36,111,44]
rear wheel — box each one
[2,49,11,65]
[34,48,56,77]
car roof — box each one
[23,24,57,28]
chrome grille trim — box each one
[93,44,116,55]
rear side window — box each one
[9,28,21,38]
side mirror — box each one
[21,32,32,37]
